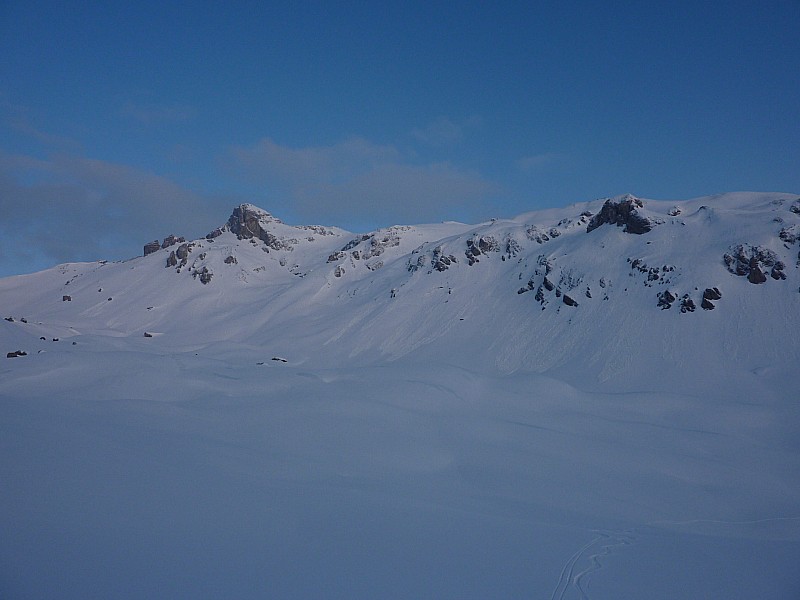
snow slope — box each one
[1,193,799,598]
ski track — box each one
[550,531,633,600]
[551,516,800,599]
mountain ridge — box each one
[3,191,799,391]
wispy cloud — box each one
[515,152,565,174]
[0,150,222,273]
[227,136,497,226]
[1,95,83,152]
[410,116,482,147]
[120,102,195,125]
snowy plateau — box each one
[2,192,800,599]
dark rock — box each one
[771,264,787,280]
[702,287,722,301]
[6,350,27,358]
[586,195,654,234]
[525,226,550,244]
[505,237,521,258]
[701,298,715,310]
[562,294,578,307]
[657,290,676,309]
[143,240,160,256]
[680,295,696,313]
[206,228,223,240]
[40,337,46,340]
[748,266,767,284]
[668,206,681,216]
[779,226,799,245]
[224,255,238,264]
[62,295,71,302]
[543,277,555,292]
[4,316,13,322]
[432,246,457,272]
[20,318,27,323]
[166,251,178,267]
[143,332,153,338]
[724,244,779,283]
[198,267,212,284]
[176,244,189,261]
[351,250,360,260]
[224,204,294,251]
[161,234,184,249]
[334,265,345,278]
[585,287,592,298]
[327,251,346,263]
[271,357,288,363]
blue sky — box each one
[1,1,798,277]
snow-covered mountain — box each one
[2,192,799,598]
[4,192,799,387]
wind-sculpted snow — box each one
[1,192,799,598]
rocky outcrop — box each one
[723,245,782,284]
[465,236,499,266]
[432,246,457,272]
[679,294,696,313]
[192,266,212,284]
[222,204,295,251]
[161,235,185,249]
[562,294,578,307]
[586,195,655,235]
[701,287,722,310]
[6,350,27,358]
[657,290,676,309]
[166,252,178,268]
[143,240,160,256]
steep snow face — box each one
[1,192,799,599]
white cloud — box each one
[515,152,565,173]
[120,102,195,125]
[410,116,482,147]
[227,136,497,226]
[0,151,223,272]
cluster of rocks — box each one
[6,350,27,358]
[586,195,656,235]
[465,236,499,266]
[166,243,193,269]
[525,225,560,244]
[778,225,800,266]
[503,236,522,259]
[517,256,579,308]
[657,287,721,312]
[144,234,187,256]
[192,266,213,284]
[432,246,458,272]
[723,244,786,283]
[627,258,676,287]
